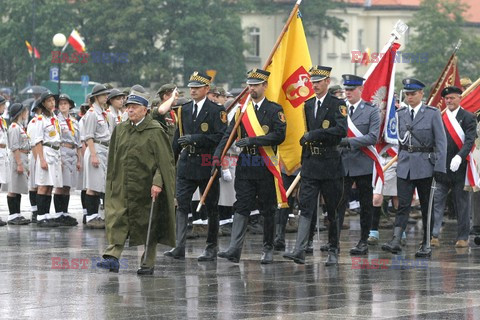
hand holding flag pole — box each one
[196,0,304,213]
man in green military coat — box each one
[96,90,176,275]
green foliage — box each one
[407,0,480,93]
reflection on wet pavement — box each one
[1,193,480,319]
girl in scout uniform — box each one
[32,91,63,228]
[83,84,111,229]
[0,96,9,226]
[26,101,42,223]
[6,103,31,225]
[53,94,81,226]
[77,101,90,224]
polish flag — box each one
[68,29,86,53]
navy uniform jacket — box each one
[396,103,447,180]
[301,94,347,180]
[341,100,381,177]
[436,107,477,184]
[173,98,227,180]
[214,98,286,180]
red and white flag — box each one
[461,79,480,113]
[362,42,401,144]
[68,29,86,53]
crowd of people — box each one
[0,66,478,275]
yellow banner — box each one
[265,9,313,174]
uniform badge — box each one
[201,122,209,132]
[339,105,347,117]
[322,120,330,129]
[278,111,286,123]
[220,111,227,124]
[49,131,56,137]
[262,125,269,134]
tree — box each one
[407,0,480,94]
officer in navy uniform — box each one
[283,66,347,265]
[382,78,447,257]
[334,74,380,256]
[432,86,476,248]
[214,68,286,264]
[164,71,227,261]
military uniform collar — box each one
[315,92,327,106]
[193,97,207,114]
[347,99,362,114]
[408,102,422,118]
[252,97,266,110]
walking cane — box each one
[426,178,437,249]
[143,198,156,266]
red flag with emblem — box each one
[461,78,480,113]
[265,9,313,174]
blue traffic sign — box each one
[50,67,59,81]
[81,75,89,87]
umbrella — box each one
[19,85,48,95]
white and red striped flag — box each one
[68,29,86,53]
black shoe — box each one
[163,247,185,259]
[381,227,403,254]
[137,266,154,275]
[320,243,331,252]
[273,240,286,251]
[97,256,119,273]
[8,216,31,225]
[261,247,273,264]
[218,248,241,263]
[415,243,432,258]
[305,240,314,254]
[0,218,6,226]
[325,250,338,266]
[197,246,217,262]
[82,215,86,225]
[60,215,78,226]
[350,240,368,255]
[31,213,38,223]
[283,249,305,264]
[37,219,60,228]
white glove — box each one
[450,155,462,172]
[222,169,233,182]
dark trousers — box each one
[433,180,470,240]
[299,176,343,249]
[339,174,373,241]
[176,176,219,245]
[395,176,433,241]
[234,178,276,217]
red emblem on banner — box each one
[282,66,314,108]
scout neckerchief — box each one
[65,115,75,136]
[0,117,6,131]
[442,109,480,191]
[50,115,60,134]
[347,116,384,188]
[239,101,288,208]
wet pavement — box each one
[1,193,480,319]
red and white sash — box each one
[347,117,384,187]
[442,110,480,191]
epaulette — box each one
[305,96,316,103]
[364,101,374,107]
[31,119,36,123]
[397,106,407,112]
[426,105,437,111]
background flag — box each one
[427,56,461,110]
[25,40,40,59]
[362,42,401,144]
[68,29,86,53]
[461,78,480,113]
[265,9,313,174]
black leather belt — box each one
[399,145,434,153]
[94,140,109,147]
[308,145,338,155]
[43,143,60,150]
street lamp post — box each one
[52,33,67,94]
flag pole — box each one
[426,39,462,105]
[196,0,304,212]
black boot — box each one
[350,240,368,255]
[381,227,403,254]
[306,216,316,255]
[273,224,286,251]
[261,214,275,264]
[283,216,311,264]
[164,210,187,259]
[415,231,432,258]
[198,211,219,262]
[218,213,248,263]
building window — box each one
[357,29,364,50]
[247,27,260,57]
